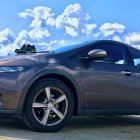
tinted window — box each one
[80,43,127,65]
[128,47,140,66]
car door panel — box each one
[82,62,135,110]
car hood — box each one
[0,53,51,66]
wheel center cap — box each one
[47,102,54,109]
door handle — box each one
[121,70,132,76]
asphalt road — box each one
[0,116,140,140]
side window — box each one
[128,47,140,66]
[88,44,126,65]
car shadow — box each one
[69,115,140,128]
[0,116,140,139]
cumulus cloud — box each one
[19,6,55,28]
[48,40,67,49]
[28,28,50,40]
[0,4,134,56]
[18,4,97,38]
[81,24,97,36]
[112,35,122,42]
[55,4,83,29]
[0,28,15,45]
[13,30,30,47]
[65,26,78,36]
[125,33,140,49]
[55,4,82,29]
[55,4,96,36]
[125,33,140,45]
[0,45,13,56]
[0,29,32,56]
[100,23,125,36]
[18,6,55,41]
[0,28,16,55]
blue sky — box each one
[0,0,140,55]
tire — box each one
[22,78,74,132]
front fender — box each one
[16,69,83,117]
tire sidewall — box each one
[24,79,74,132]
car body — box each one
[0,40,140,132]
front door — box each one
[81,42,135,110]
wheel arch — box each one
[16,70,82,117]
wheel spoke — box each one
[54,94,66,104]
[45,87,51,101]
[41,109,50,125]
[52,107,64,120]
[32,86,68,126]
[32,102,47,108]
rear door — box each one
[80,42,135,110]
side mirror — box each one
[88,49,107,60]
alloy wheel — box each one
[32,87,68,126]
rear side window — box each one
[128,47,140,66]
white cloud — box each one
[66,18,79,29]
[55,4,82,29]
[125,32,140,49]
[125,33,140,45]
[0,28,15,45]
[19,6,55,28]
[112,35,122,42]
[18,6,55,41]
[18,4,97,38]
[100,23,125,36]
[13,30,29,48]
[65,26,78,36]
[55,4,96,36]
[63,3,81,16]
[81,24,97,36]
[0,30,31,56]
[48,40,66,49]
[0,28,16,55]
[28,28,50,40]
[0,45,13,56]
[18,9,33,18]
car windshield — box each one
[50,41,92,53]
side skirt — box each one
[0,110,16,118]
[84,109,140,116]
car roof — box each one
[82,40,127,45]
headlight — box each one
[0,67,25,73]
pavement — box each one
[0,116,140,140]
